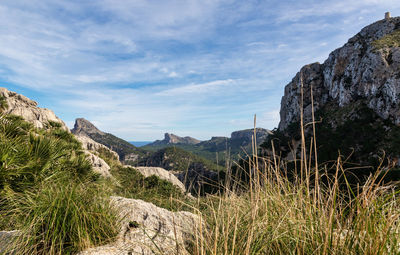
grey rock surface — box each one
[84,151,112,178]
[79,196,198,255]
[71,118,105,136]
[0,87,68,130]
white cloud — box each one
[168,71,178,78]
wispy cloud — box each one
[157,79,235,96]
[0,0,400,139]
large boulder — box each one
[79,196,198,255]
[0,87,68,130]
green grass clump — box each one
[3,180,119,254]
[372,30,400,50]
[0,115,119,254]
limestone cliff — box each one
[279,16,400,131]
[269,16,400,172]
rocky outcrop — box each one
[0,87,68,130]
[134,166,187,194]
[84,151,112,178]
[79,196,198,255]
[149,133,201,146]
[279,17,400,130]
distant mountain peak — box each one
[148,133,201,146]
[164,133,201,145]
[71,118,104,136]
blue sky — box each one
[1,0,400,141]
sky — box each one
[1,0,400,141]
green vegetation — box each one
[3,180,118,254]
[91,140,191,211]
[372,29,400,50]
[143,142,230,165]
[192,112,400,254]
[0,114,196,254]
[143,133,266,166]
[141,146,226,195]
[0,115,118,254]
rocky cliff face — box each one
[279,17,400,130]
[0,87,68,130]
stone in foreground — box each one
[79,196,198,255]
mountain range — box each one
[143,128,270,164]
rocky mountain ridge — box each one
[145,128,270,164]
